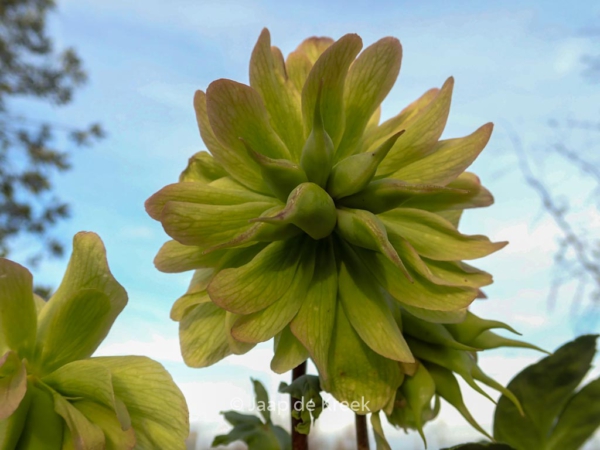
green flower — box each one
[147,29,505,413]
[0,232,189,450]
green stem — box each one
[291,362,308,450]
[356,413,370,450]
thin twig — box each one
[355,414,370,450]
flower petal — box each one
[178,151,227,183]
[179,302,230,368]
[231,243,316,343]
[302,34,363,147]
[388,123,493,186]
[193,90,266,192]
[154,241,224,273]
[16,384,64,448]
[377,77,454,175]
[0,258,36,359]
[208,239,304,315]
[250,29,304,159]
[0,351,27,420]
[146,181,274,220]
[326,301,402,413]
[160,201,273,247]
[337,37,402,158]
[402,305,468,324]
[92,356,189,450]
[207,79,292,162]
[52,392,105,450]
[290,239,337,382]
[72,401,136,450]
[338,245,413,362]
[381,208,507,261]
[271,327,309,374]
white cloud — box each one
[94,334,183,363]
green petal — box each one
[353,246,477,311]
[338,245,413,362]
[250,29,304,159]
[271,327,309,374]
[301,34,363,147]
[16,384,64,449]
[224,312,256,356]
[371,412,392,450]
[388,123,493,186]
[160,200,273,247]
[290,239,337,382]
[377,77,454,176]
[179,302,230,368]
[52,392,105,450]
[0,382,31,449]
[362,87,439,152]
[437,210,463,228]
[207,79,291,162]
[469,330,548,353]
[42,360,130,430]
[294,36,335,64]
[327,301,402,413]
[72,401,136,450]
[208,239,303,314]
[424,259,493,289]
[146,181,274,220]
[401,172,493,211]
[401,305,467,324]
[445,311,520,344]
[401,311,476,351]
[193,90,267,193]
[178,151,227,183]
[231,243,316,343]
[170,290,211,322]
[36,232,127,369]
[337,37,402,158]
[381,208,507,261]
[35,289,112,375]
[0,258,36,359]
[154,241,224,273]
[400,363,436,444]
[0,351,27,420]
[91,356,189,450]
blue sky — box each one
[9,0,600,448]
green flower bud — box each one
[0,233,189,449]
[252,182,336,240]
[300,81,335,187]
[327,130,403,199]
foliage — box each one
[0,232,189,449]
[212,378,290,450]
[493,335,600,450]
[278,374,325,434]
[0,0,104,265]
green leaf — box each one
[377,77,454,176]
[250,29,304,158]
[290,239,337,381]
[279,375,325,434]
[371,411,392,450]
[179,302,231,368]
[326,300,402,413]
[209,239,303,315]
[193,90,266,192]
[0,351,27,420]
[271,327,308,375]
[42,360,130,430]
[493,335,598,450]
[206,79,291,162]
[442,444,515,450]
[160,200,273,248]
[388,123,493,186]
[36,289,112,375]
[146,181,274,220]
[92,356,189,450]
[381,208,507,261]
[301,34,363,147]
[231,243,316,343]
[52,392,105,450]
[545,377,600,450]
[338,246,413,362]
[15,384,64,450]
[35,232,127,369]
[73,400,136,450]
[178,151,227,183]
[337,37,402,158]
[251,379,271,423]
[0,258,36,359]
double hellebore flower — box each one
[147,28,524,419]
[0,233,189,449]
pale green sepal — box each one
[154,241,224,273]
[471,365,524,415]
[0,351,27,420]
[72,401,136,450]
[178,151,227,183]
[225,312,256,356]
[92,356,189,450]
[0,258,36,359]
[401,305,468,324]
[52,392,105,450]
[469,330,548,354]
[328,131,404,199]
[251,183,336,240]
[271,327,308,375]
[0,384,31,450]
[170,291,210,322]
[401,311,477,351]
[445,311,521,344]
[15,384,64,450]
[371,411,392,450]
[400,363,436,445]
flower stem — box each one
[291,361,308,450]
[356,413,370,450]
